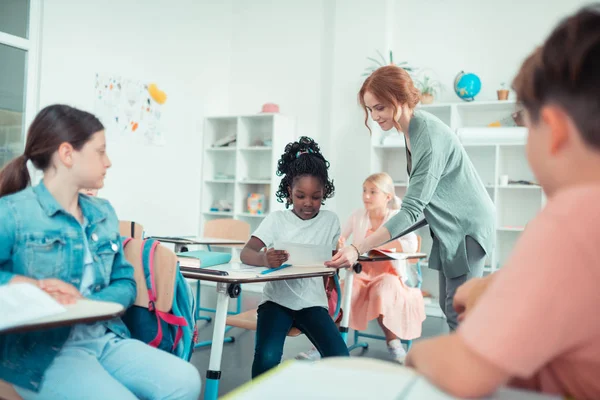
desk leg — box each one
[339,269,354,344]
[204,282,230,400]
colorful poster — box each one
[94,74,167,145]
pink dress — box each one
[344,208,426,340]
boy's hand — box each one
[263,248,289,268]
[453,275,493,322]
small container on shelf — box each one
[247,193,266,215]
[210,200,233,212]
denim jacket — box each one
[0,181,136,392]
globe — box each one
[454,71,481,102]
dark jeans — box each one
[252,301,349,378]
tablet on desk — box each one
[148,236,196,244]
[179,266,229,276]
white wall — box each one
[393,0,590,103]
[38,0,234,236]
[37,0,590,235]
[331,0,591,223]
[226,0,334,151]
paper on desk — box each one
[229,262,268,274]
[0,283,66,332]
[272,241,331,267]
[200,262,268,276]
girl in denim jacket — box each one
[0,105,201,400]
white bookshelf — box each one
[199,114,295,236]
[370,100,543,311]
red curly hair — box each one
[358,65,421,134]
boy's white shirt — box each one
[252,210,340,310]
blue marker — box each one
[261,264,292,275]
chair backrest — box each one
[0,380,22,400]
[409,235,422,265]
[122,238,176,312]
[119,220,144,239]
[203,218,250,241]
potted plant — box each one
[416,75,441,104]
[363,50,415,77]
[497,82,509,100]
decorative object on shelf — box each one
[508,180,539,186]
[499,175,509,186]
[512,109,525,127]
[454,71,481,102]
[488,108,526,128]
[214,172,235,180]
[416,75,442,105]
[247,193,266,215]
[250,138,272,147]
[212,134,236,148]
[260,103,280,113]
[210,200,232,212]
[363,50,415,77]
[497,82,509,101]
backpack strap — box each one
[142,239,188,351]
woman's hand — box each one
[337,237,346,250]
[263,248,289,268]
[38,278,82,305]
[325,245,359,269]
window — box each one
[0,44,26,167]
[0,0,30,39]
[0,0,40,170]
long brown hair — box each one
[513,5,600,149]
[0,104,104,198]
[358,65,421,134]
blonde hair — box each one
[364,172,401,210]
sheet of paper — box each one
[228,262,268,274]
[273,241,331,267]
[0,283,66,331]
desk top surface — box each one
[179,261,336,283]
[223,357,561,400]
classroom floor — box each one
[188,283,449,398]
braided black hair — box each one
[275,136,335,208]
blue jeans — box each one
[252,301,349,378]
[14,332,201,400]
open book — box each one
[359,249,427,262]
[0,283,66,332]
[358,218,429,262]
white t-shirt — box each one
[252,209,340,310]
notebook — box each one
[0,283,67,332]
[176,250,232,268]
